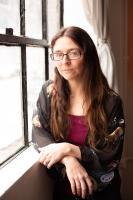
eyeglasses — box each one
[50,49,82,61]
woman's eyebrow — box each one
[53,48,80,53]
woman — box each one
[32,26,125,200]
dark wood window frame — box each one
[0,0,64,166]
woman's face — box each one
[52,36,85,82]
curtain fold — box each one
[82,0,118,91]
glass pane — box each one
[0,0,20,35]
[47,0,60,78]
[64,0,97,43]
[0,46,24,164]
[47,0,60,41]
[27,47,45,140]
[25,0,42,39]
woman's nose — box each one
[62,54,70,63]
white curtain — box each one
[82,0,118,91]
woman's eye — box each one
[70,51,79,55]
[55,53,63,58]
[58,53,62,56]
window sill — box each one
[0,145,39,196]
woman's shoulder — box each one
[106,90,123,104]
[42,80,53,90]
[104,90,123,115]
[37,80,54,114]
[41,80,55,96]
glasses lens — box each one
[68,50,81,59]
[54,52,63,61]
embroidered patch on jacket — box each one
[32,114,42,128]
[100,171,114,183]
[47,83,56,97]
[109,126,124,143]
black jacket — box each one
[32,80,125,192]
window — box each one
[63,0,96,44]
[0,0,20,35]
[0,46,23,164]
[0,0,63,165]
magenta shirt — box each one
[67,114,88,145]
[62,115,88,195]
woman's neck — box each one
[68,80,85,116]
[68,79,84,97]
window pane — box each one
[25,0,42,39]
[47,0,60,41]
[64,0,97,43]
[27,47,45,140]
[0,46,24,164]
[0,0,20,35]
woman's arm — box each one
[32,80,55,148]
[61,156,93,199]
[39,142,81,167]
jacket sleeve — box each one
[79,94,125,191]
[32,81,66,179]
[32,80,55,149]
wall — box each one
[109,1,133,200]
[0,162,54,200]
[121,0,133,199]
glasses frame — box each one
[50,49,82,61]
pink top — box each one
[67,114,88,145]
[61,115,88,195]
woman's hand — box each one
[39,143,65,168]
[62,156,93,199]
[39,142,81,168]
[39,142,77,168]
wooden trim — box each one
[0,34,48,47]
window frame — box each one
[0,0,64,166]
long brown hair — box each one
[50,26,111,147]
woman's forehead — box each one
[53,36,80,51]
